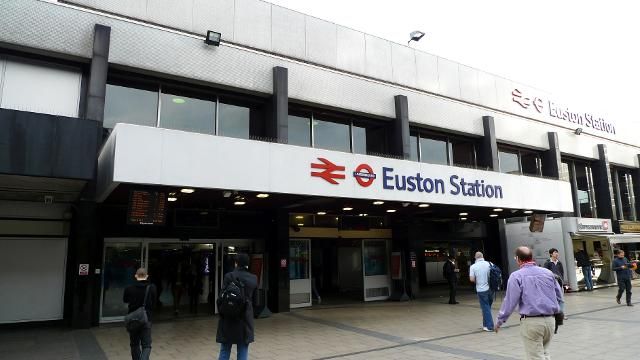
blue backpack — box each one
[488,262,503,291]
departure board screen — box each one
[127,190,167,225]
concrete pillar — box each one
[391,95,411,159]
[480,116,499,171]
[542,132,561,179]
[270,66,289,143]
[592,144,617,224]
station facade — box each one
[0,0,638,327]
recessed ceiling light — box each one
[359,213,368,217]
[386,209,396,213]
[233,200,246,205]
[493,208,503,212]
[373,201,384,205]
[172,98,186,104]
[169,192,176,196]
[317,211,326,215]
[200,211,208,215]
[524,210,533,214]
[181,188,195,194]
[343,207,353,211]
[295,215,304,219]
[490,214,498,217]
[418,204,430,208]
[297,223,304,226]
[460,217,467,221]
[459,212,468,216]
[168,197,177,202]
[256,193,269,198]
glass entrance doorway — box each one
[100,239,218,323]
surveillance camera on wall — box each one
[574,128,583,135]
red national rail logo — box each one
[310,158,345,185]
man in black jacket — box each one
[217,253,258,360]
[123,268,157,360]
[575,249,593,291]
[613,249,633,306]
[443,254,459,304]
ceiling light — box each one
[418,204,430,208]
[408,30,426,45]
[204,30,221,46]
[373,201,384,205]
[359,213,368,217]
[524,210,533,214]
[317,211,326,215]
[169,192,176,196]
[181,188,195,194]
[233,200,246,206]
[490,214,498,217]
[295,215,304,219]
[343,207,353,211]
[168,197,177,202]
[386,209,396,213]
[493,208,503,212]
[256,193,269,198]
[297,223,304,226]
[460,217,467,221]
[459,212,468,216]
[172,98,185,104]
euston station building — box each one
[0,0,639,327]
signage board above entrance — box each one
[576,218,612,233]
[100,124,574,212]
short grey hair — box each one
[475,252,483,259]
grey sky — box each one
[265,0,639,140]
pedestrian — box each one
[123,268,157,360]
[612,249,633,306]
[575,249,593,291]
[495,247,563,360]
[543,248,565,284]
[443,254,459,304]
[469,251,494,331]
[217,253,258,360]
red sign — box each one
[78,264,89,276]
[280,259,287,268]
[250,254,263,288]
[353,163,376,187]
[602,220,609,231]
[310,158,345,184]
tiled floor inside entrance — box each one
[3,283,639,359]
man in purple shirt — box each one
[495,246,563,360]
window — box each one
[574,162,596,218]
[159,89,215,134]
[499,150,520,174]
[409,135,419,161]
[560,162,571,182]
[104,84,158,129]
[218,102,250,139]
[450,138,476,168]
[615,169,637,221]
[352,125,367,155]
[313,118,351,152]
[420,136,448,165]
[287,114,311,147]
[520,152,542,176]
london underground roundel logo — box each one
[353,164,376,187]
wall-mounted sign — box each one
[280,259,287,268]
[620,221,640,234]
[78,264,89,276]
[127,190,167,225]
[529,213,546,232]
[511,88,616,135]
[577,218,611,233]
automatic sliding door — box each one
[289,239,312,308]
[362,239,391,301]
[101,242,143,321]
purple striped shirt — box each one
[496,263,563,327]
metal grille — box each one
[290,293,310,304]
[366,287,389,298]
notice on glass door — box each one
[127,190,167,225]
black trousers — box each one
[617,279,632,304]
[448,279,457,303]
[129,325,152,360]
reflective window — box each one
[420,137,448,165]
[159,91,215,134]
[104,84,158,129]
[287,115,311,147]
[560,162,570,182]
[618,171,636,221]
[499,150,520,174]
[451,139,476,168]
[409,135,419,161]
[313,119,350,152]
[352,125,367,154]
[521,153,541,176]
[574,163,596,218]
[218,103,250,139]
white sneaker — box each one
[482,327,493,332]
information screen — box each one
[127,190,167,225]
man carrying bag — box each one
[124,268,157,360]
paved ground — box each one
[2,283,638,359]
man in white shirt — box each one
[469,251,494,332]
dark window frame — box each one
[410,129,478,168]
[497,145,543,176]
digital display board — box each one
[127,190,167,225]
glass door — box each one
[289,239,312,308]
[362,239,391,301]
[100,242,143,322]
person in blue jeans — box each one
[575,249,593,291]
[469,252,494,331]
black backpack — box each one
[217,276,247,318]
[488,262,503,291]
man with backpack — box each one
[216,253,258,360]
[123,268,157,360]
[469,251,498,332]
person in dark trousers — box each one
[443,254,459,304]
[613,249,633,306]
[123,268,157,360]
[543,248,565,282]
[217,253,258,360]
[575,249,593,291]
